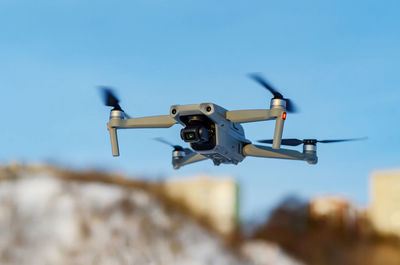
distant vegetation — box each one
[249,195,400,265]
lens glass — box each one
[184,132,196,141]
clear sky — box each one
[1,0,399,220]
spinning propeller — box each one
[154,137,187,152]
[249,73,298,113]
[100,86,131,119]
[258,137,367,146]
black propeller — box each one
[249,73,298,113]
[100,86,131,118]
[258,137,367,146]
[154,137,185,151]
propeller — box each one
[258,137,367,146]
[100,86,131,118]
[154,137,185,152]
[249,73,298,113]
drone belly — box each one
[198,122,246,166]
[197,147,244,166]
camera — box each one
[181,126,210,143]
[179,115,215,150]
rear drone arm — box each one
[107,111,177,156]
[172,152,208,169]
[226,108,286,149]
[242,144,318,164]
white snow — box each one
[0,167,304,265]
[242,240,305,265]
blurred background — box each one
[0,0,399,264]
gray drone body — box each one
[170,103,247,167]
[107,100,317,169]
[103,74,362,169]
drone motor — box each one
[270,98,287,110]
[110,109,124,120]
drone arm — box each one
[107,115,177,157]
[226,109,286,149]
[173,152,208,169]
[273,114,285,149]
[242,144,304,161]
[225,109,280,123]
[109,115,177,129]
[109,127,120,156]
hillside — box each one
[0,164,303,265]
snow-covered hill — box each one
[0,164,303,265]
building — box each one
[370,169,400,236]
[309,195,358,228]
[163,175,239,236]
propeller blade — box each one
[258,137,367,146]
[257,139,274,144]
[100,86,121,110]
[248,73,298,113]
[281,139,304,146]
[258,138,304,146]
[248,73,283,99]
[284,99,297,113]
[317,137,367,144]
[154,137,184,151]
[99,86,132,118]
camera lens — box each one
[184,132,196,141]
[181,127,199,142]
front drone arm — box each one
[225,109,280,123]
[242,144,305,161]
[226,109,286,149]
[109,115,177,128]
[107,112,177,156]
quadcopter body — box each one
[103,74,362,169]
[170,103,247,166]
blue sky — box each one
[1,0,399,220]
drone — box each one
[102,74,364,169]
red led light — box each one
[282,112,287,120]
